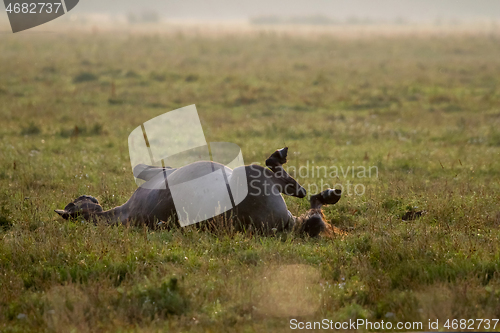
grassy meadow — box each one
[1,26,500,331]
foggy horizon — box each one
[72,0,500,22]
[2,0,499,24]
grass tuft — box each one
[20,122,41,136]
[73,72,99,83]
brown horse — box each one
[55,147,341,237]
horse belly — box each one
[232,193,291,233]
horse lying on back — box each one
[55,147,342,237]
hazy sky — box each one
[75,0,500,21]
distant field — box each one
[1,27,500,332]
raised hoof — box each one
[311,188,342,206]
[266,147,288,168]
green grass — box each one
[1,29,500,332]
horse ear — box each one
[54,209,69,219]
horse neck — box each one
[94,205,129,224]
